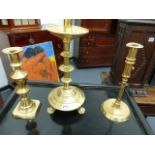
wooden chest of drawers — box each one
[111,20,155,87]
[7,29,63,67]
[75,19,117,67]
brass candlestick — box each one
[101,42,144,122]
[2,47,40,120]
[46,19,89,114]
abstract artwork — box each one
[20,42,59,82]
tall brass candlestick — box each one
[46,19,89,114]
[2,47,40,120]
[101,42,143,122]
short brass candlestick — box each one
[46,19,89,114]
[2,47,40,120]
[101,42,144,122]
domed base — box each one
[48,86,85,114]
[101,99,131,123]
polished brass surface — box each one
[2,47,40,120]
[101,42,144,122]
[48,86,85,111]
[46,25,89,40]
[46,19,89,114]
[101,99,130,122]
[12,99,40,120]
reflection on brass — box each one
[46,19,89,114]
[2,47,40,120]
[101,42,144,122]
[26,121,39,135]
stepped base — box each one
[48,86,85,114]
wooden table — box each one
[134,86,155,116]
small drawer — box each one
[95,35,115,46]
[9,31,50,46]
[79,56,114,67]
[9,33,31,46]
[81,33,95,40]
[79,46,115,57]
[80,39,95,47]
[80,34,115,47]
[32,31,49,40]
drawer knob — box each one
[28,38,35,44]
[86,51,89,54]
[88,36,91,39]
[86,59,89,63]
[87,42,90,46]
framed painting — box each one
[19,41,59,82]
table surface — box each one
[0,81,153,135]
[134,86,155,105]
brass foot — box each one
[47,107,55,114]
[12,99,40,120]
[101,99,131,123]
[48,86,85,112]
[77,106,86,115]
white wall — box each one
[0,31,10,88]
[0,57,8,87]
[41,19,64,25]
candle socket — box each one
[2,47,40,120]
[46,19,89,115]
[101,42,144,122]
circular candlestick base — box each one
[48,86,85,113]
[101,99,131,123]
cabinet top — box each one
[119,19,155,25]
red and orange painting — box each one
[20,42,59,82]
